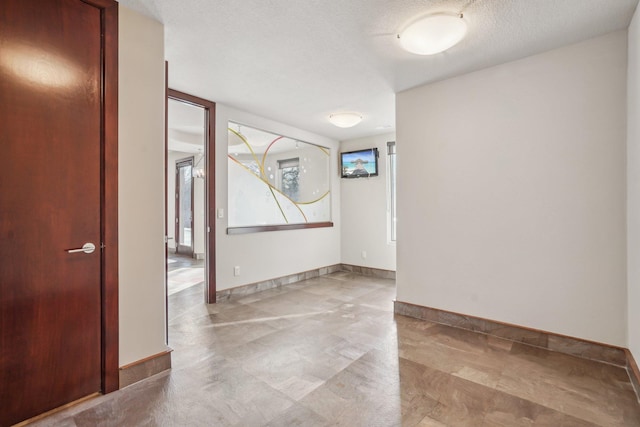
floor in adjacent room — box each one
[32,272,640,426]
[167,253,204,296]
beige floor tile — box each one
[28,273,640,427]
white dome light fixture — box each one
[399,13,467,55]
[328,112,362,128]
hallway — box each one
[32,272,640,426]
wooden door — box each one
[0,0,118,425]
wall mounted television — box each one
[340,148,379,178]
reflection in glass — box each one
[278,158,300,201]
[228,122,331,228]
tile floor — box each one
[167,254,204,295]
[31,272,640,426]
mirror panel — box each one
[227,122,331,231]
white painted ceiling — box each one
[118,0,638,142]
[167,98,205,153]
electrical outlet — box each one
[234,266,240,276]
[361,250,367,259]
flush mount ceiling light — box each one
[399,13,467,55]
[328,112,362,128]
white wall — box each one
[628,7,640,359]
[216,105,341,290]
[118,6,168,366]
[340,133,396,271]
[397,31,628,346]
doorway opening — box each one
[166,89,216,333]
[167,100,205,299]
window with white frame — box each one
[278,157,300,201]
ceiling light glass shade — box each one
[399,14,467,55]
[329,112,362,128]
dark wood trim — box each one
[118,349,172,370]
[91,0,119,395]
[167,89,213,109]
[206,102,216,304]
[119,350,172,388]
[625,349,640,402]
[81,0,117,8]
[227,221,334,235]
[394,301,627,367]
[167,89,217,303]
[164,61,169,345]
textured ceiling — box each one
[117,0,639,141]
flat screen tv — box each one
[340,148,379,178]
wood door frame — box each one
[167,89,216,303]
[175,157,195,256]
[91,0,119,394]
[164,62,168,344]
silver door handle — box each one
[67,243,96,254]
